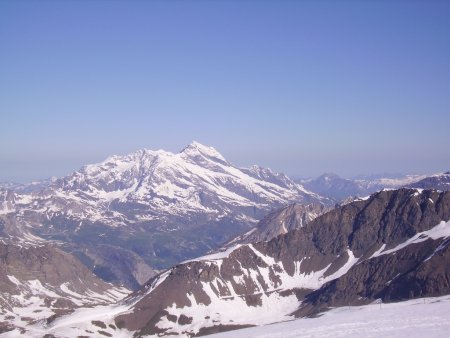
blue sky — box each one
[1,0,449,182]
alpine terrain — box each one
[300,172,427,201]
[0,142,327,289]
[222,202,328,247]
[105,188,450,337]
[407,171,450,191]
[0,230,129,335]
[3,188,446,337]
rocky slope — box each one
[0,235,129,336]
[101,188,450,337]
[223,202,328,247]
[3,188,449,337]
[0,142,326,289]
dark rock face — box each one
[223,203,328,247]
[303,189,449,256]
[295,239,450,317]
[112,189,450,336]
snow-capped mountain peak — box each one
[179,140,228,164]
[0,142,328,287]
[51,142,324,216]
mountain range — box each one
[3,188,448,337]
[112,189,450,336]
[1,142,449,337]
[299,172,428,201]
[0,142,327,289]
[406,171,450,190]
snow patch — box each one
[184,244,243,263]
[372,220,450,257]
[7,275,21,286]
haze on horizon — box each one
[1,1,449,183]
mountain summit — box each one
[56,141,324,217]
[180,141,228,164]
[0,142,327,288]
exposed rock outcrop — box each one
[111,189,450,336]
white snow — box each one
[3,267,448,338]
[183,244,243,263]
[372,220,450,257]
[1,301,135,338]
[28,280,61,298]
[0,142,322,235]
[144,269,171,295]
[281,221,288,233]
[156,281,300,336]
[325,249,359,280]
[7,275,22,286]
[1,278,131,338]
[181,140,228,163]
[371,243,387,257]
[208,295,450,338]
[246,245,359,291]
[153,245,364,336]
[248,244,277,266]
[59,282,84,304]
[356,195,371,201]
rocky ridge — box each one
[223,202,328,247]
[108,188,450,336]
[406,171,450,191]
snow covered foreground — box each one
[208,296,450,338]
[1,295,449,337]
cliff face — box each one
[110,189,450,337]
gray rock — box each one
[112,189,450,336]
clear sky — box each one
[1,0,449,182]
